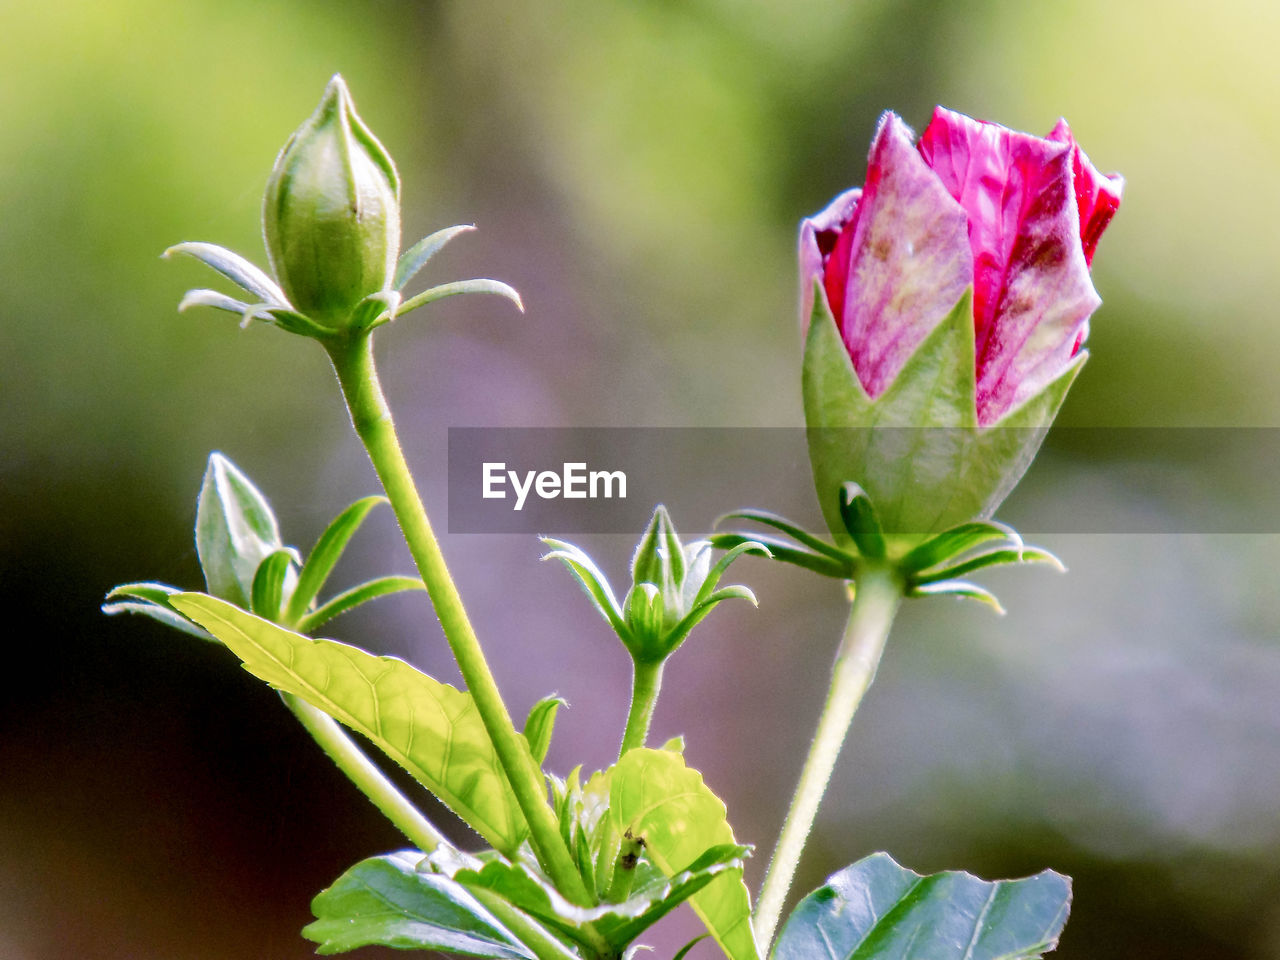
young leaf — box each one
[909,579,1005,614]
[522,696,566,767]
[296,576,426,633]
[170,593,528,855]
[772,852,1071,960]
[304,851,535,958]
[541,539,628,639]
[838,483,885,559]
[250,549,295,621]
[709,533,852,580]
[397,279,524,318]
[284,495,388,626]
[609,749,760,960]
[195,452,287,609]
[898,520,1021,576]
[163,241,289,306]
[912,546,1064,586]
[102,583,214,641]
[715,509,852,563]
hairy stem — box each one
[619,659,664,758]
[325,332,592,907]
[753,564,902,954]
[282,692,447,853]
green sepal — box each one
[523,695,567,767]
[170,593,529,855]
[102,582,214,641]
[899,520,1021,575]
[250,548,296,621]
[396,224,477,291]
[802,286,1086,541]
[837,483,885,559]
[195,452,290,609]
[912,546,1064,586]
[303,851,536,958]
[710,531,851,579]
[163,241,289,306]
[397,278,524,319]
[772,852,1071,960]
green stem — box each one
[619,659,664,758]
[752,564,903,955]
[282,692,446,853]
[324,332,592,907]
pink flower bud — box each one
[801,107,1122,427]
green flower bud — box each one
[262,75,401,327]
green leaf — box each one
[175,288,254,316]
[691,541,769,609]
[163,241,289,306]
[837,483,885,559]
[170,593,528,854]
[284,495,388,626]
[523,695,566,766]
[396,223,477,291]
[250,549,295,621]
[772,852,1071,960]
[398,278,525,318]
[709,533,852,580]
[609,748,760,960]
[715,509,852,563]
[195,452,287,609]
[102,582,214,641]
[303,851,535,958]
[898,520,1020,575]
[296,575,426,633]
[909,579,1005,615]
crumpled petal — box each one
[803,112,971,399]
[1047,118,1125,267]
[918,106,1101,424]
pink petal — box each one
[811,112,971,399]
[1047,118,1124,267]
[919,107,1101,425]
[799,186,861,334]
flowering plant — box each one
[106,81,1117,960]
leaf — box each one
[170,593,528,854]
[541,538,629,639]
[772,852,1071,960]
[523,695,566,766]
[909,579,1005,615]
[195,452,287,609]
[296,576,426,633]
[175,288,254,316]
[715,509,851,563]
[303,851,535,958]
[912,547,1064,586]
[250,549,295,621]
[102,582,214,641]
[398,278,525,318]
[284,495,388,626]
[396,223,477,291]
[837,483,885,559]
[163,241,288,306]
[709,533,852,580]
[609,749,760,960]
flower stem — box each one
[282,692,447,853]
[324,332,592,907]
[619,659,664,758]
[752,563,903,954]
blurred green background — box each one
[3,1,1279,958]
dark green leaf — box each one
[673,935,710,960]
[284,495,388,626]
[912,547,1064,586]
[899,520,1021,576]
[296,576,426,633]
[838,483,885,559]
[395,223,477,291]
[772,852,1071,960]
[715,509,851,562]
[523,695,566,766]
[170,594,528,854]
[303,851,535,958]
[709,533,852,580]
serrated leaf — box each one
[398,278,525,317]
[164,241,288,306]
[195,453,286,609]
[303,851,535,958]
[396,224,477,291]
[899,520,1021,575]
[772,852,1071,960]
[170,593,528,854]
[609,749,759,960]
[523,695,566,766]
[296,576,426,633]
[284,495,388,626]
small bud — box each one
[262,75,401,327]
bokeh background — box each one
[3,1,1279,957]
